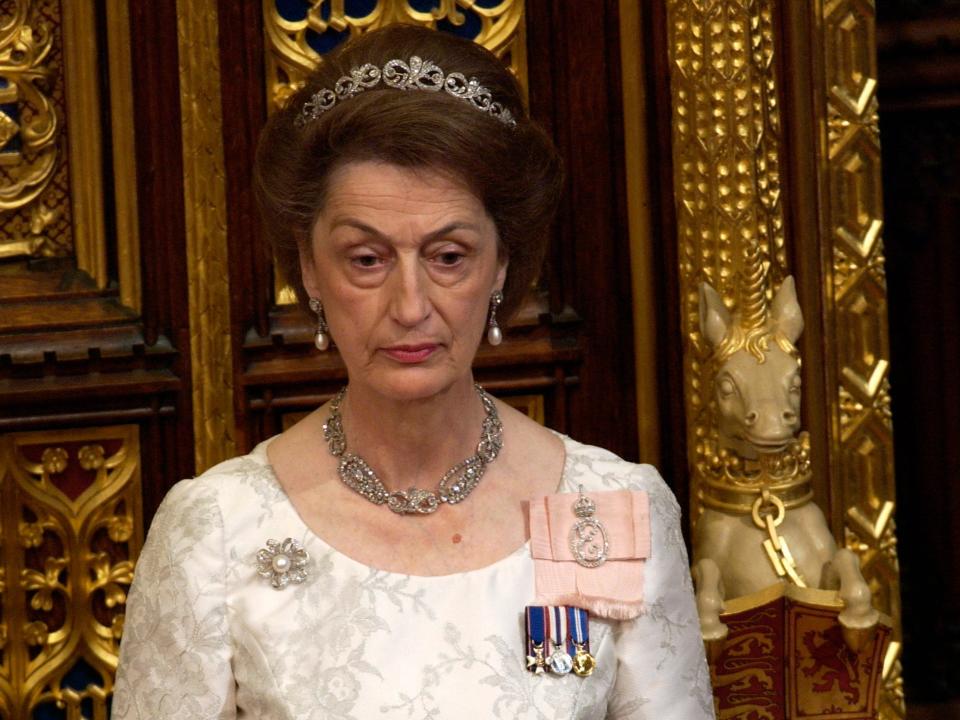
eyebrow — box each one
[329,219,483,242]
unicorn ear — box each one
[699,282,731,348]
[771,276,804,343]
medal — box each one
[547,605,573,675]
[568,606,596,677]
[569,485,609,568]
[525,606,547,675]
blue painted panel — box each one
[32,658,104,719]
[345,0,378,17]
[276,0,310,22]
[407,0,437,12]
[307,26,350,54]
[436,6,482,40]
[0,102,21,154]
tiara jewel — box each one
[297,55,517,128]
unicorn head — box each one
[698,268,805,459]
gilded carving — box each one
[177,0,237,471]
[0,1,56,206]
[0,426,143,718]
[666,0,902,715]
[665,0,789,520]
[0,1,141,304]
[0,0,72,260]
[818,1,903,716]
[263,0,526,109]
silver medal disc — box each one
[548,650,574,675]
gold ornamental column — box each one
[665,0,790,493]
[177,0,236,472]
[808,2,903,716]
[663,1,902,717]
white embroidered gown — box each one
[113,435,715,719]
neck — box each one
[334,377,489,492]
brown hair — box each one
[254,24,563,321]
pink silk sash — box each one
[529,490,650,620]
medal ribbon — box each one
[551,605,568,655]
[567,606,590,652]
[525,606,547,658]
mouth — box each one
[743,434,793,451]
[380,344,439,364]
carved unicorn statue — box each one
[691,269,879,651]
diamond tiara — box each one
[296,55,517,128]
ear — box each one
[771,275,804,344]
[494,257,508,293]
[699,282,731,348]
[298,242,320,299]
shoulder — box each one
[149,441,283,542]
[559,436,674,498]
[557,434,683,532]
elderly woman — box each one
[113,24,713,720]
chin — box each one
[360,366,471,403]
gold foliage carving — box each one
[0,0,140,299]
[0,0,57,208]
[665,0,789,513]
[0,0,72,260]
[177,0,237,471]
[263,0,527,110]
[0,426,143,719]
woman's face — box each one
[300,161,506,402]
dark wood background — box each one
[878,0,960,708]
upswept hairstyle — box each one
[253,24,563,321]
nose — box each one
[782,409,798,425]
[744,411,758,427]
[389,259,431,328]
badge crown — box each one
[573,495,596,518]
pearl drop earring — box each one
[309,298,330,351]
[487,290,504,346]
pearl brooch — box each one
[256,538,310,589]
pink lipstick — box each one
[381,344,437,363]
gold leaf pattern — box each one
[819,3,902,716]
[39,447,67,474]
[0,426,143,715]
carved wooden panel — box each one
[0,4,194,717]
[0,426,142,718]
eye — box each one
[718,377,737,397]
[431,249,466,267]
[790,373,802,393]
[350,253,384,269]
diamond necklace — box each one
[322,384,503,515]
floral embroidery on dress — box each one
[113,436,715,720]
[380,623,613,720]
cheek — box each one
[322,291,379,343]
[716,389,744,420]
[790,391,801,413]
